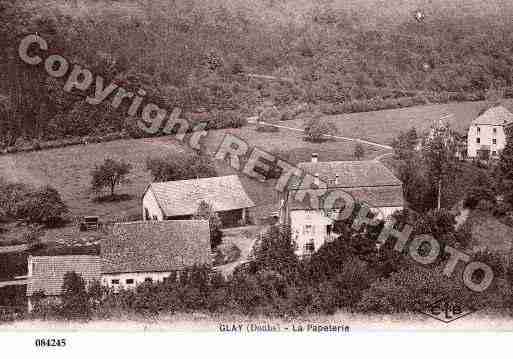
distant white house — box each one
[142,175,255,227]
[101,220,212,291]
[280,155,404,258]
[467,106,513,159]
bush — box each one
[206,110,246,130]
[146,152,217,182]
[16,186,68,226]
[357,264,469,313]
[60,272,91,320]
[213,241,241,266]
[493,202,512,217]
[303,116,338,142]
[477,199,495,212]
[464,186,496,209]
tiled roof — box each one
[288,160,403,209]
[294,160,402,188]
[27,255,102,296]
[101,220,212,274]
[472,106,513,126]
[147,175,255,217]
[288,186,404,210]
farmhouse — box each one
[280,155,404,257]
[101,220,212,290]
[142,175,255,227]
[467,106,513,159]
[26,255,102,312]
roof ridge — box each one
[151,174,238,185]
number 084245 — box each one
[34,338,66,347]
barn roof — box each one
[288,160,403,209]
[146,175,255,217]
[472,106,513,126]
[27,255,101,297]
[101,220,212,274]
[295,160,402,188]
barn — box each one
[142,175,255,227]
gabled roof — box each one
[288,186,404,210]
[288,160,403,209]
[101,220,212,274]
[472,106,513,126]
[146,175,255,217]
[27,255,101,297]
[294,160,402,188]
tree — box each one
[91,158,132,198]
[391,128,418,161]
[354,142,365,160]
[193,201,223,249]
[498,126,513,205]
[421,124,459,209]
[61,272,91,320]
[304,116,338,142]
[16,186,68,226]
[146,152,217,182]
[266,148,293,179]
[390,129,434,212]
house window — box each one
[144,277,153,283]
[304,224,313,235]
[304,239,315,253]
[111,279,120,285]
[477,127,480,133]
[493,127,497,134]
[492,151,497,156]
[126,279,134,285]
[152,215,158,220]
[493,139,497,145]
[476,137,480,144]
[144,208,150,221]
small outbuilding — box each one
[142,175,255,227]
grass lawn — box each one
[0,120,386,224]
[284,99,513,145]
[0,99,509,225]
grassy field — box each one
[0,99,510,226]
[285,99,513,145]
[0,115,388,224]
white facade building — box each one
[467,106,513,159]
[281,155,404,257]
[101,220,212,291]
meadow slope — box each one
[0,99,508,224]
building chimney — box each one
[311,153,318,163]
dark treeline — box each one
[1,0,513,148]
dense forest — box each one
[1,0,513,148]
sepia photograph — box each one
[1,0,513,355]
